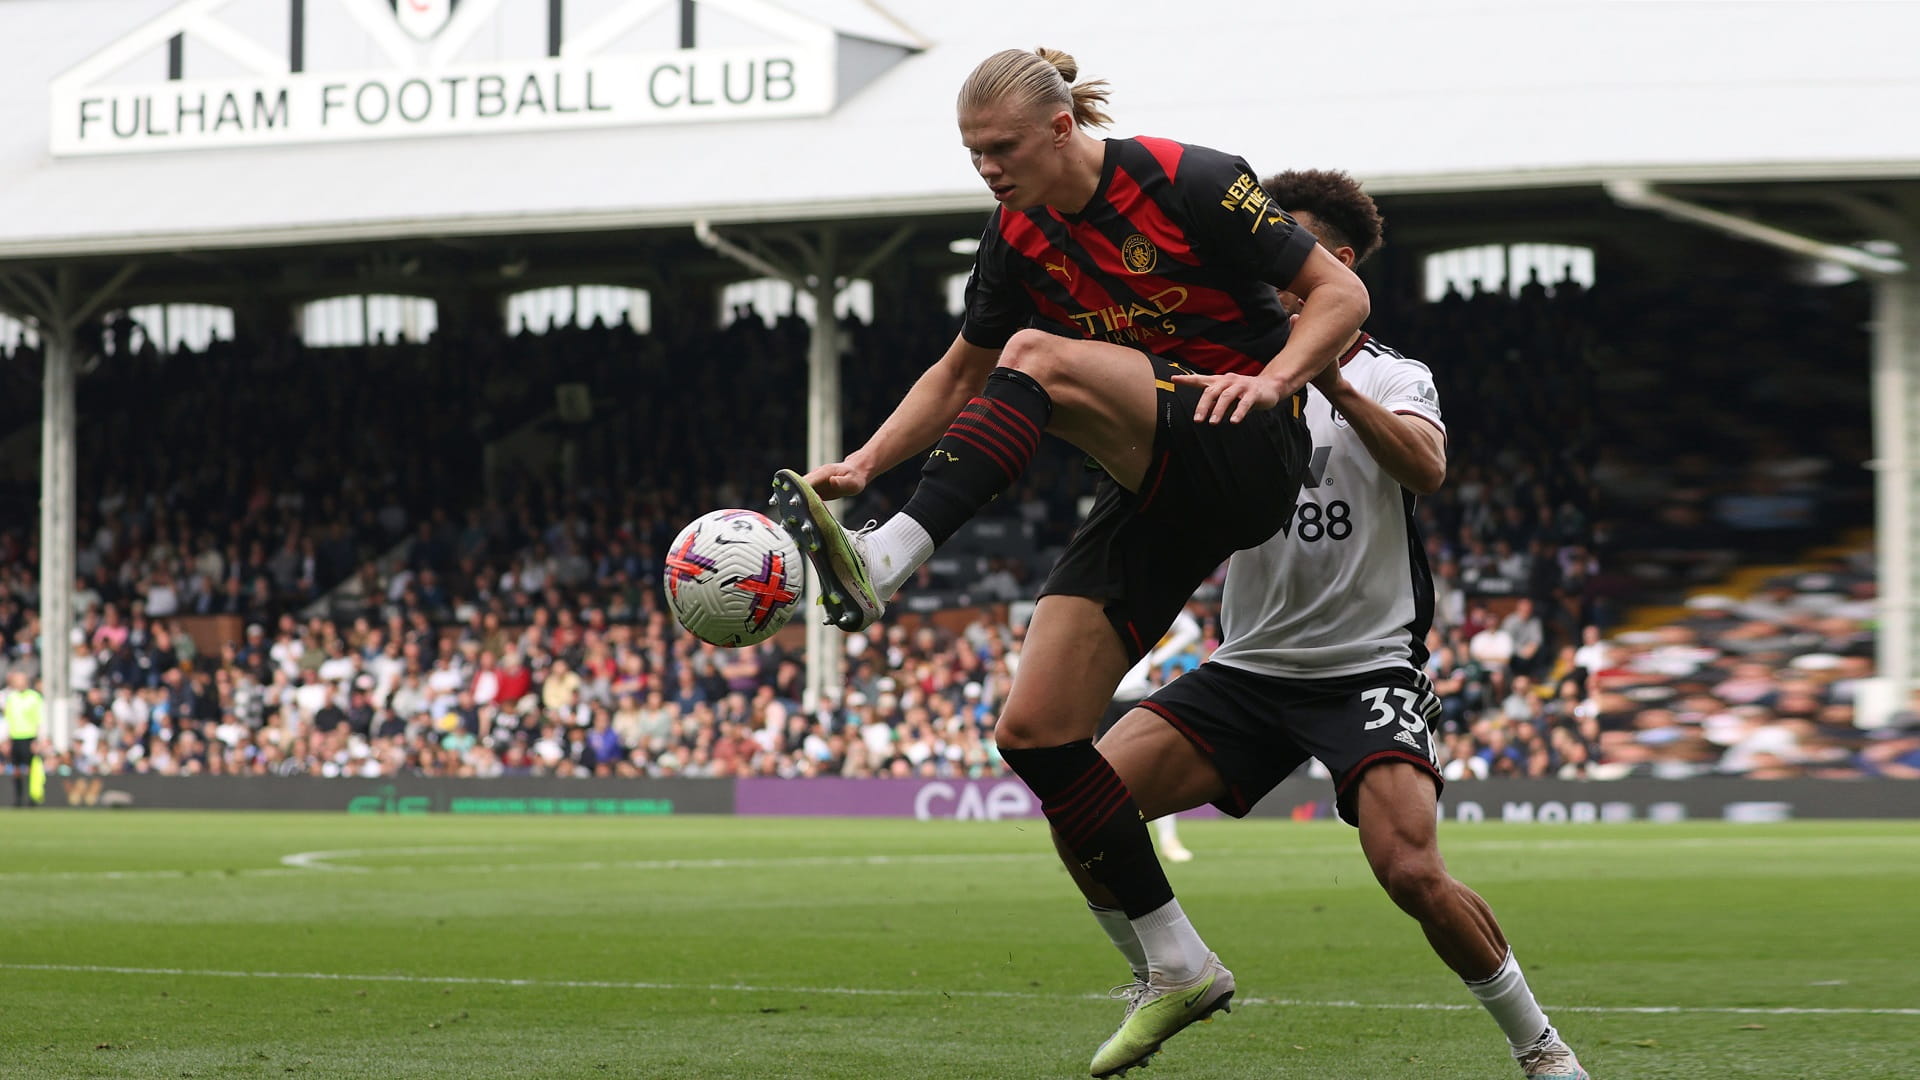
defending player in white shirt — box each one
[1053,171,1590,1080]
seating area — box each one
[2,265,1901,785]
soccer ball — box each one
[663,509,807,647]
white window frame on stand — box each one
[506,284,652,334]
[299,294,437,346]
[718,277,870,328]
[1424,243,1595,302]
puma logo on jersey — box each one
[1044,258,1074,283]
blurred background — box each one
[2,0,1917,797]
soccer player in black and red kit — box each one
[769,47,1369,1075]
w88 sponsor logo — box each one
[1280,500,1351,542]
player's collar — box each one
[1338,332,1372,367]
[1051,139,1119,223]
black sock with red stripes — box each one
[1000,740,1175,919]
[898,367,1051,546]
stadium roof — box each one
[2,0,1919,260]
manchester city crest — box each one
[1121,233,1158,274]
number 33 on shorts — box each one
[1361,684,1439,755]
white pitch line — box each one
[2,963,1914,1017]
[280,846,506,872]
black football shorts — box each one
[1040,354,1308,662]
[1139,662,1443,826]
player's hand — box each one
[1310,359,1348,400]
[1171,371,1289,424]
[803,460,870,500]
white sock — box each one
[861,515,934,599]
[1088,904,1150,982]
[1464,949,1552,1049]
[1130,898,1210,985]
[1153,815,1183,849]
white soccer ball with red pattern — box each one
[663,509,806,647]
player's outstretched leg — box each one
[771,363,1054,632]
[1356,764,1591,1079]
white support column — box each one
[694,221,860,711]
[1,264,132,756]
[1870,273,1920,721]
[39,330,77,753]
[802,229,846,711]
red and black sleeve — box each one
[1176,146,1318,291]
[958,211,1034,350]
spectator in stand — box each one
[1502,599,1545,679]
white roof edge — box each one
[1357,159,1920,196]
[3,159,1915,262]
[0,192,996,260]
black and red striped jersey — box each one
[959,136,1317,375]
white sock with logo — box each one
[1088,904,1150,982]
[861,515,934,599]
[1130,898,1210,985]
[1464,949,1552,1049]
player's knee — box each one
[998,329,1065,383]
[991,707,1049,749]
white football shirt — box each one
[1209,336,1444,679]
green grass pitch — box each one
[0,813,1914,1078]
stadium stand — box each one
[0,263,1899,785]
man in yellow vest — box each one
[5,670,43,808]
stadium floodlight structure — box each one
[1606,180,1920,724]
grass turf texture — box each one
[0,814,1914,1079]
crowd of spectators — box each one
[15,603,1015,782]
[1382,261,1880,780]
[0,259,1906,787]
[1582,551,1912,779]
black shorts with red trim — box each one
[1140,662,1442,827]
[1038,353,1308,663]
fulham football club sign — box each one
[49,0,921,156]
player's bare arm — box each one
[803,334,1002,499]
[1173,243,1368,424]
[1311,364,1448,494]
